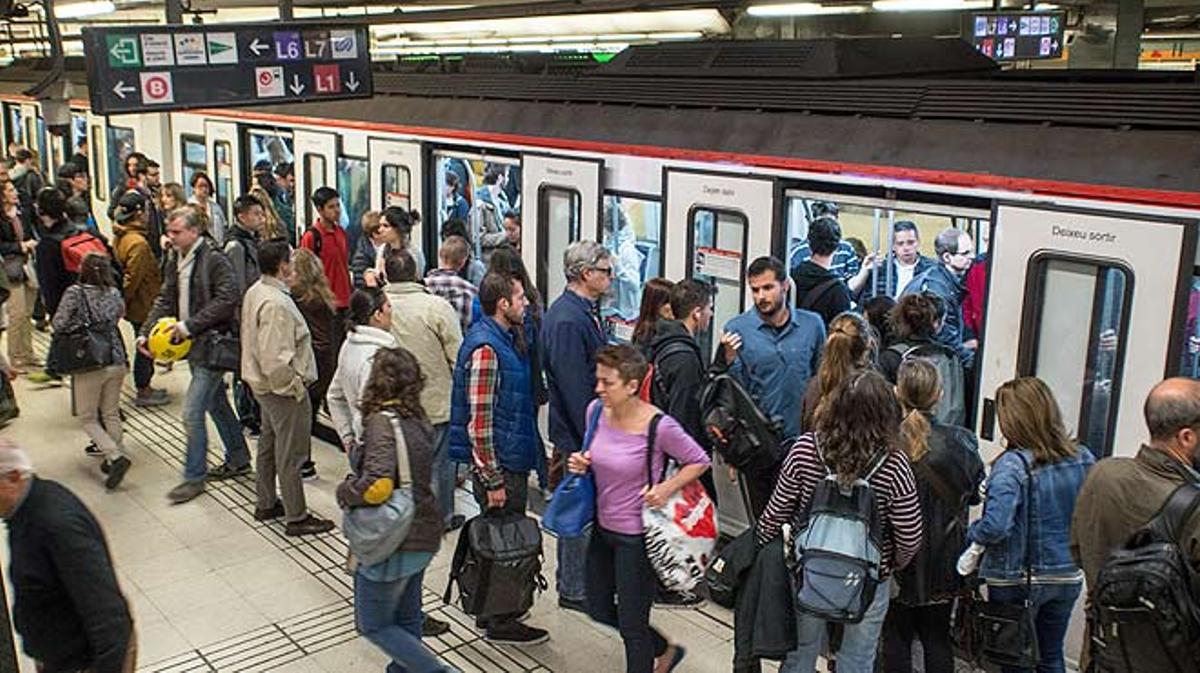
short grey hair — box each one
[933,228,969,258]
[167,206,202,231]
[563,240,610,282]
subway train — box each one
[2,37,1198,542]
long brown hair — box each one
[360,347,426,420]
[995,377,1078,465]
[812,312,873,423]
[632,278,675,347]
[896,358,941,462]
[816,369,902,487]
[78,252,115,287]
[890,293,943,342]
[290,248,336,309]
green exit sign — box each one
[106,35,141,68]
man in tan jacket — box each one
[383,248,464,529]
[241,240,334,537]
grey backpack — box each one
[889,341,966,427]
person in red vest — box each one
[299,187,351,314]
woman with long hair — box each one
[327,288,396,451]
[757,369,923,673]
[880,293,945,383]
[0,178,37,371]
[289,248,342,474]
[188,171,227,244]
[960,377,1094,673]
[337,346,452,672]
[883,359,984,673]
[52,253,132,489]
[568,344,707,673]
[248,185,286,243]
[800,311,873,432]
[631,277,675,356]
[160,182,186,212]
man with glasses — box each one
[902,228,976,369]
[542,239,612,613]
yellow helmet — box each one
[148,317,192,362]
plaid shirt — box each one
[466,345,502,489]
[425,268,477,333]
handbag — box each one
[0,375,18,425]
[642,413,719,594]
[342,411,416,567]
[192,330,240,372]
[46,288,116,377]
[972,451,1040,669]
[2,255,24,283]
[542,403,603,537]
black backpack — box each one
[1090,482,1200,673]
[699,372,786,472]
[443,511,547,618]
[645,339,698,408]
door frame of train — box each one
[293,130,339,234]
[368,136,423,258]
[605,188,666,290]
[521,152,603,304]
[975,200,1197,463]
[203,119,240,234]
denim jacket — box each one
[967,446,1094,583]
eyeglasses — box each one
[590,266,613,277]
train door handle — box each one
[981,398,996,442]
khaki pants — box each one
[4,277,36,364]
[73,364,126,461]
[256,392,312,523]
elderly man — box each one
[0,439,135,672]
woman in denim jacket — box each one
[960,377,1094,673]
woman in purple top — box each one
[568,344,710,673]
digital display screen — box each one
[965,11,1065,61]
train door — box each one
[19,104,44,176]
[368,137,422,249]
[602,192,664,342]
[664,168,775,534]
[522,153,602,306]
[85,112,109,221]
[294,130,337,234]
[977,203,1197,462]
[203,120,240,232]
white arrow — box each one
[289,74,305,95]
[249,38,268,56]
[345,71,360,92]
[112,81,135,99]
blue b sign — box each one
[273,31,301,60]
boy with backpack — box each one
[1070,377,1200,672]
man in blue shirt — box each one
[718,256,825,517]
[541,240,612,612]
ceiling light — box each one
[872,0,988,11]
[372,9,728,41]
[55,1,115,19]
[747,3,868,17]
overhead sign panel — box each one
[82,23,373,114]
[964,11,1065,61]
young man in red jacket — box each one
[299,187,351,313]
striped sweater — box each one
[756,432,924,578]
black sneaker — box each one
[485,621,549,646]
[654,590,706,610]
[207,463,251,481]
[300,461,317,481]
[422,616,451,637]
[104,456,132,490]
[84,442,103,458]
[285,514,335,537]
[557,596,587,614]
[253,501,286,521]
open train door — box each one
[977,202,1196,462]
[203,120,241,237]
[522,153,602,305]
[665,168,776,536]
[292,129,338,241]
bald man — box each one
[1070,377,1200,670]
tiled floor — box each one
[0,328,758,672]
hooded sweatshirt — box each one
[792,260,851,326]
[326,325,398,446]
[647,320,711,453]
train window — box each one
[689,206,748,361]
[106,126,135,200]
[70,114,86,156]
[381,164,411,210]
[245,129,294,183]
[302,153,326,226]
[180,135,206,193]
[213,140,234,228]
[4,105,21,148]
[1178,267,1200,380]
[338,156,370,254]
[538,185,581,306]
[601,194,663,341]
[90,126,105,198]
[34,116,47,175]
[433,153,520,244]
[1021,257,1132,459]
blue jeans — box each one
[988,582,1082,673]
[182,364,250,482]
[585,527,669,673]
[355,569,449,673]
[782,581,891,673]
[430,423,455,525]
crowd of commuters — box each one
[2,139,1200,673]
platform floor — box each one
[1,328,761,672]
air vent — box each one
[626,44,719,69]
[710,42,817,69]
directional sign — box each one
[82,23,373,114]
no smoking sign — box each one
[139,72,174,104]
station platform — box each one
[0,327,754,672]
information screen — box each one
[965,11,1066,61]
[82,23,373,114]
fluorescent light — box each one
[872,0,988,11]
[747,3,868,17]
[372,8,728,41]
[55,1,115,18]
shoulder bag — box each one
[542,403,602,538]
[342,411,416,567]
[46,287,116,377]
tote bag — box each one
[343,412,416,567]
[543,403,603,537]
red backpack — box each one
[61,231,109,274]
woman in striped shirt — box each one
[757,369,923,673]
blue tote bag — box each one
[542,403,603,537]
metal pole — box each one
[278,0,294,22]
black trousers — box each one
[882,602,955,673]
[585,527,669,673]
